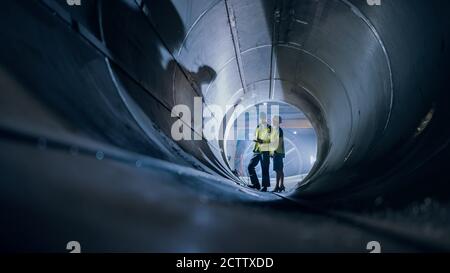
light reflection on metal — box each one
[414,107,435,138]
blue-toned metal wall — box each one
[1,0,450,252]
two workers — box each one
[248,113,285,193]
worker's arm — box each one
[252,128,261,143]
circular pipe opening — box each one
[221,101,318,192]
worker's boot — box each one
[249,184,261,190]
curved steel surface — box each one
[1,0,450,252]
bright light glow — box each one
[310,155,316,165]
[293,131,297,135]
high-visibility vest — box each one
[269,127,285,156]
[253,124,272,153]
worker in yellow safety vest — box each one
[269,115,285,193]
[247,112,271,192]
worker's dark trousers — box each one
[248,152,270,188]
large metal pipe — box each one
[0,0,449,205]
[98,0,450,200]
